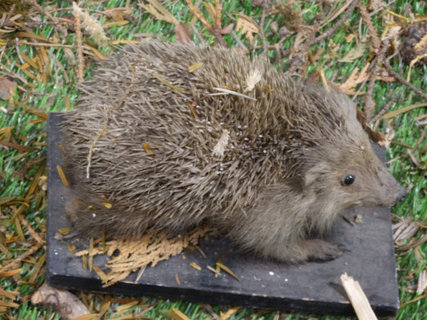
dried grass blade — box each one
[111,39,139,45]
[189,262,201,270]
[206,265,221,277]
[116,300,139,312]
[188,62,203,72]
[211,87,256,101]
[15,31,57,43]
[56,165,69,187]
[0,243,12,259]
[67,314,99,320]
[220,306,240,320]
[0,268,22,278]
[58,227,71,235]
[93,265,108,284]
[88,237,94,271]
[0,301,20,308]
[0,288,19,300]
[151,72,184,92]
[216,262,240,281]
[381,103,427,120]
[166,307,191,320]
[28,253,46,284]
[86,45,108,60]
[19,51,39,70]
[14,217,25,242]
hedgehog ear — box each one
[284,175,304,193]
[304,163,330,187]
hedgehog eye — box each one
[343,174,355,186]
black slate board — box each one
[47,112,399,316]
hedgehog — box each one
[61,41,406,263]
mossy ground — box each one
[0,0,425,319]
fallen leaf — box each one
[338,42,368,62]
[142,142,153,153]
[236,13,259,43]
[31,283,91,320]
[102,202,112,209]
[345,33,356,42]
[337,63,370,95]
[0,76,17,100]
[369,0,385,11]
[245,69,262,92]
[103,8,133,21]
[139,0,178,25]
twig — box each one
[365,38,391,117]
[358,3,380,53]
[185,0,211,30]
[382,58,427,101]
[371,92,401,125]
[309,0,361,46]
[191,23,207,45]
[214,0,221,32]
[360,0,384,119]
[72,2,84,83]
[185,0,227,47]
[400,293,427,308]
[259,0,268,59]
[231,30,248,50]
[0,242,43,274]
[29,0,57,24]
[365,61,377,118]
[18,214,44,245]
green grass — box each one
[0,0,426,319]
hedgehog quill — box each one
[61,41,406,263]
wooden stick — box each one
[341,273,378,320]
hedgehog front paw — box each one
[305,239,343,262]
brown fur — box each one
[61,41,406,262]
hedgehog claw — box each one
[306,239,343,262]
